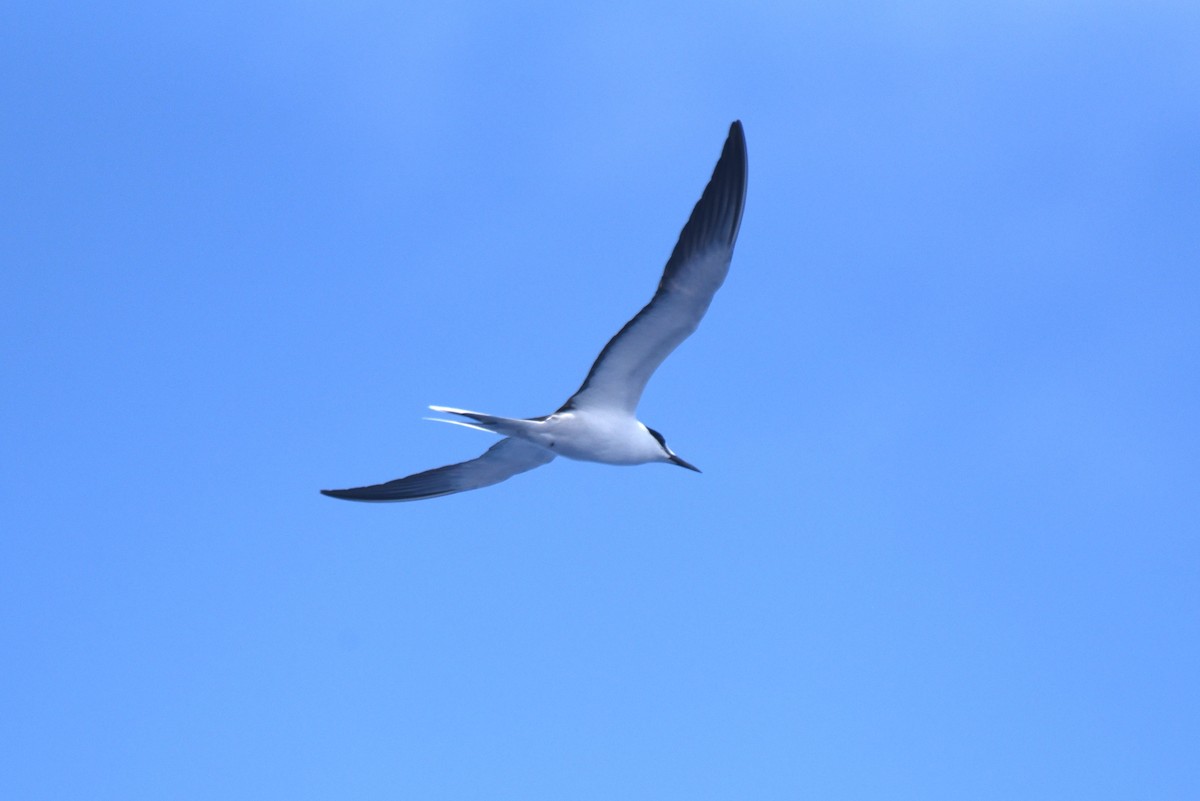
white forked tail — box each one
[421,416,496,434]
[425,406,540,439]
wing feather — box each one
[320,437,555,502]
[562,121,748,414]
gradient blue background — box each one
[4,2,1198,799]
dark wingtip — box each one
[321,487,397,502]
[668,118,748,262]
[725,120,746,163]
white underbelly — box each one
[536,414,657,465]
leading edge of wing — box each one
[561,121,748,413]
[320,437,555,502]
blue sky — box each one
[3,2,1198,799]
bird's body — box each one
[323,121,748,502]
[428,406,680,466]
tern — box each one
[322,121,747,502]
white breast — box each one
[535,411,665,465]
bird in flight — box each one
[322,121,748,502]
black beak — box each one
[669,454,702,473]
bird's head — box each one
[645,426,701,473]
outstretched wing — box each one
[561,120,748,415]
[320,437,555,502]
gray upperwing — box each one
[320,437,555,502]
[561,121,748,415]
